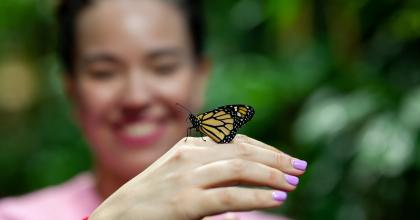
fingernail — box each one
[272,191,287,202]
[284,174,299,186]
[292,159,307,171]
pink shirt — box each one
[0,173,287,220]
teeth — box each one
[124,122,157,137]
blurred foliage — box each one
[0,0,420,219]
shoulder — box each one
[0,172,100,220]
[212,211,289,220]
[238,211,289,220]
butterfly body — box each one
[187,104,255,143]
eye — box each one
[88,69,117,80]
[153,63,179,76]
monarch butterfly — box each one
[177,104,255,144]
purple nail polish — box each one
[292,159,307,171]
[284,174,299,186]
[272,191,287,202]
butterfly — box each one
[177,104,255,144]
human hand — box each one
[89,134,307,220]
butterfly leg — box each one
[185,127,192,142]
[199,131,206,142]
[184,128,189,142]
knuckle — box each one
[268,169,279,184]
[236,143,252,157]
[235,134,248,143]
[219,190,234,206]
[274,152,286,165]
[229,159,246,175]
[172,146,193,162]
[252,190,266,205]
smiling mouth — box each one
[125,122,157,137]
[115,120,165,148]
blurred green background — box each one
[1,0,419,219]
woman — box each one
[0,0,308,219]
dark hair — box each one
[56,0,205,73]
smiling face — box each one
[67,0,209,179]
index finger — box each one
[233,134,282,153]
[232,134,308,173]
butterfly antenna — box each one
[176,103,193,142]
[176,103,193,115]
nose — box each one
[120,69,153,109]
